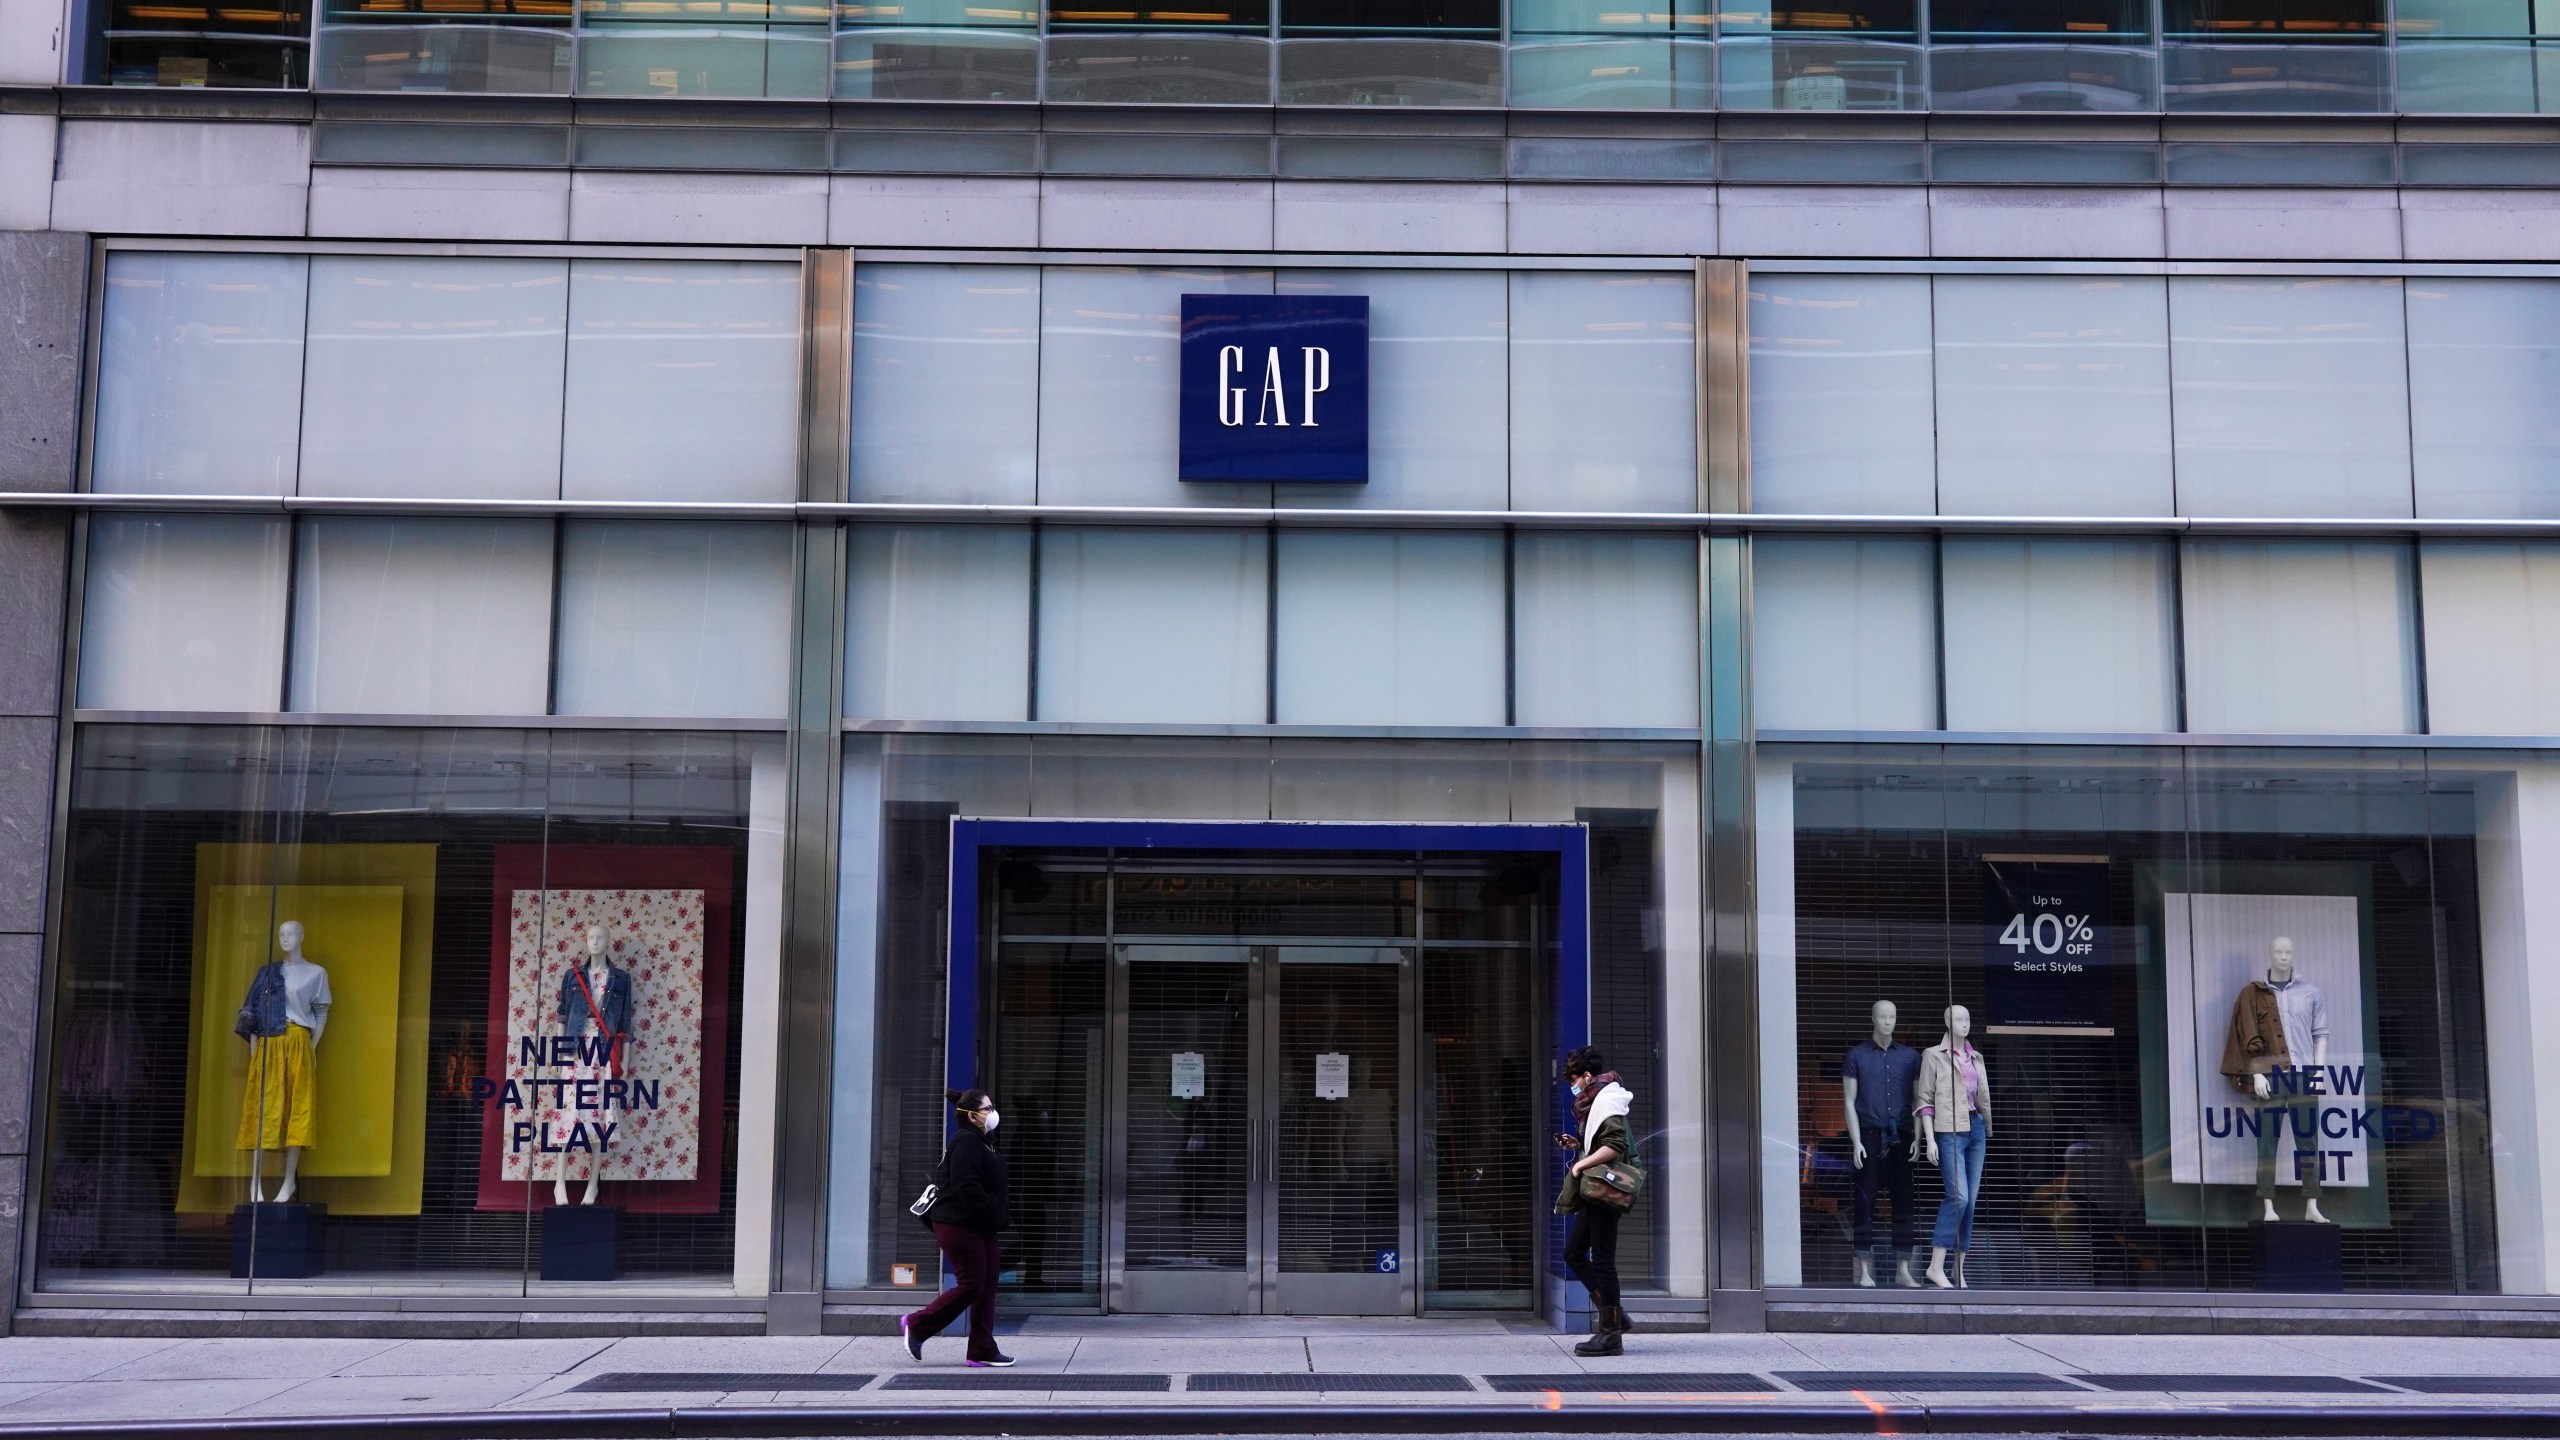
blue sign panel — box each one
[1179,294,1369,483]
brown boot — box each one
[1604,1304,1634,1336]
[1573,1312,1623,1357]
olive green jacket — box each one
[1554,1113,1633,1215]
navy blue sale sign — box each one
[1179,294,1369,483]
[1980,857,2114,1033]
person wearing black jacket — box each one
[901,1088,1013,1367]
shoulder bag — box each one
[1578,1157,1646,1212]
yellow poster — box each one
[178,845,437,1217]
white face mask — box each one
[1570,1077,1587,1097]
[980,1109,1000,1133]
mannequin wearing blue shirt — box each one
[1841,999,1923,1287]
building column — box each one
[1696,257,1764,1331]
[768,247,853,1334]
[0,231,87,1332]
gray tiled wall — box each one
[0,230,84,1333]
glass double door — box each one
[1110,942,1415,1316]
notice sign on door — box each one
[1170,1052,1206,1099]
[1315,1052,1351,1100]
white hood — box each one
[1581,1081,1633,1150]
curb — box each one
[8,1403,2560,1439]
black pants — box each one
[1851,1126,1916,1256]
[1565,1204,1621,1308]
[909,1222,1002,1361]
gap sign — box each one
[1179,294,1369,483]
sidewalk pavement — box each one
[0,1319,2558,1429]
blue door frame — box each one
[942,818,1591,1106]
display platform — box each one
[2255,1220,2344,1293]
[230,1202,327,1279]
[541,1205,622,1282]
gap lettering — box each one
[1180,294,1369,483]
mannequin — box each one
[1841,999,1921,1287]
[1918,1005,1991,1290]
[552,925,634,1207]
[2243,936,2330,1224]
[235,920,331,1204]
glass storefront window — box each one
[38,724,777,1295]
[1761,743,2499,1294]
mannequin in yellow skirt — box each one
[235,920,332,1203]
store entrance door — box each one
[1111,942,1414,1316]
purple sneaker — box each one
[899,1313,925,1362]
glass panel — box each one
[2408,279,2560,520]
[1940,538,2178,734]
[101,2,307,84]
[79,515,292,714]
[844,525,1033,723]
[1933,276,2172,518]
[1272,531,1504,727]
[560,260,801,504]
[313,23,574,93]
[987,940,1107,1305]
[851,265,1041,506]
[1043,33,1274,103]
[288,517,556,717]
[41,723,760,1296]
[2168,277,2413,520]
[2179,539,2419,735]
[833,27,1041,98]
[2455,747,2560,1295]
[1038,268,1274,508]
[1422,940,1537,1306]
[2395,39,2542,113]
[1507,38,1714,108]
[2417,541,2560,736]
[1508,273,1696,514]
[838,734,1034,1289]
[1036,528,1268,725]
[92,253,307,498]
[2162,43,2387,111]
[1719,38,1924,110]
[1751,537,1937,733]
[2176,748,2480,1290]
[577,20,832,95]
[1512,532,1700,729]
[1275,955,1402,1273]
[1925,43,2158,109]
[1277,271,1508,512]
[299,256,569,502]
[553,521,795,720]
[1749,274,1936,516]
[1278,37,1504,104]
[1122,950,1253,1276]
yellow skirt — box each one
[237,1024,317,1152]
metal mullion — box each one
[1697,257,1762,1328]
[1102,861,1127,1314]
[1398,856,1421,1315]
[768,247,855,1331]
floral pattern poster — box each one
[499,888,706,1185]
[476,843,733,1215]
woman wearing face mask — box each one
[901,1088,1013,1366]
[1553,1046,1635,1356]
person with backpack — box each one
[1554,1046,1641,1357]
[901,1088,1013,1367]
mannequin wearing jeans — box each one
[1917,1005,1991,1291]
